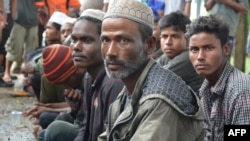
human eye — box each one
[172,34,179,39]
[205,45,213,51]
[101,37,110,44]
[189,46,199,53]
[80,36,92,44]
[160,34,167,39]
[85,37,92,43]
[120,38,128,44]
[71,36,77,43]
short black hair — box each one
[185,15,229,46]
[158,11,191,33]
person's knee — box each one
[55,112,74,123]
[45,121,63,140]
[39,112,58,129]
[45,120,77,141]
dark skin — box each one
[66,19,103,102]
[101,18,155,94]
[189,32,230,86]
[71,19,103,79]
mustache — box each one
[104,58,125,66]
[72,52,86,58]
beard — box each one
[104,48,147,79]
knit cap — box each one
[42,44,77,84]
[104,0,154,30]
[80,9,105,21]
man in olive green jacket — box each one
[99,0,205,141]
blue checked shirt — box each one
[200,62,250,141]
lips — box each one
[195,64,208,70]
[107,63,121,70]
[163,48,173,53]
[73,56,82,62]
[73,54,87,63]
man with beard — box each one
[57,9,123,141]
[98,0,204,141]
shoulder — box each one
[228,68,250,91]
[140,64,200,116]
[169,51,191,65]
[224,68,250,102]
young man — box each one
[98,0,204,141]
[186,15,250,141]
[43,9,124,141]
[60,16,76,44]
[157,11,204,93]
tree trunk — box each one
[234,13,248,72]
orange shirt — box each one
[35,0,80,17]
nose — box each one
[197,49,205,60]
[162,36,172,46]
[63,32,68,38]
[103,41,118,57]
[72,41,82,52]
[167,36,173,44]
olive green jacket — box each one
[98,59,204,141]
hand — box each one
[64,89,82,102]
[64,89,82,111]
[23,105,39,117]
[31,106,48,117]
[23,103,48,118]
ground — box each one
[0,75,37,141]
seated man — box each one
[98,1,204,140]
[43,9,124,141]
[186,14,250,141]
[23,45,85,139]
[157,11,204,93]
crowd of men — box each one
[0,0,249,141]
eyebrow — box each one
[71,34,93,40]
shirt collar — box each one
[200,62,234,97]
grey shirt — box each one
[164,0,191,15]
[208,0,248,37]
[15,0,38,28]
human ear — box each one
[146,36,157,55]
[223,42,231,57]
